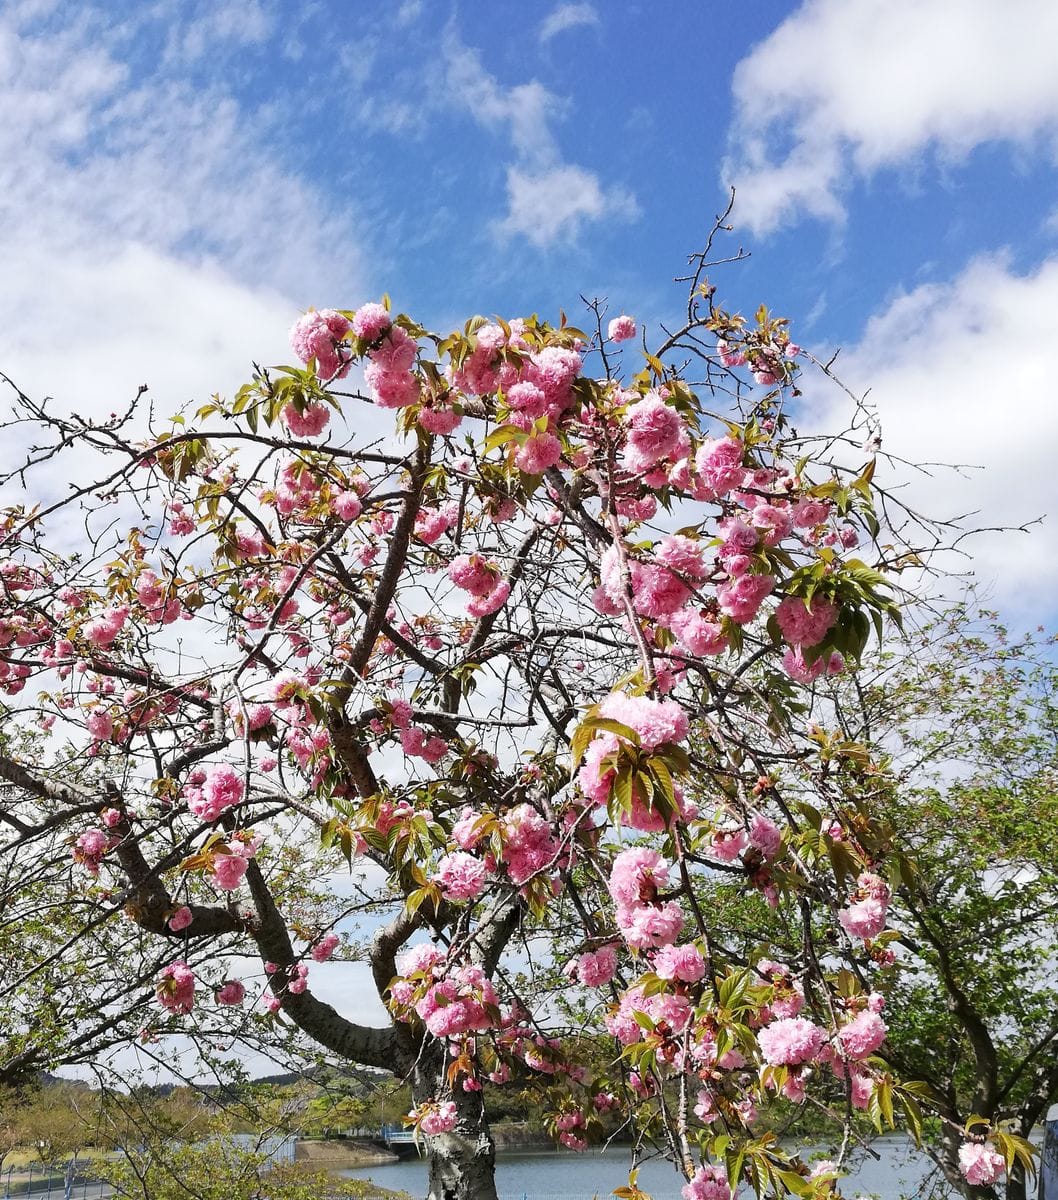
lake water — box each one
[341,1136,951,1199]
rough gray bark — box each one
[411,1049,498,1200]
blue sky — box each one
[3,0,1058,618]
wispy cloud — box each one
[160,0,276,65]
[500,165,639,248]
[0,3,367,419]
[539,2,599,43]
[396,0,424,26]
[442,32,636,247]
[724,0,1058,235]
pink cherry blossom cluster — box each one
[209,834,259,891]
[389,947,500,1039]
[400,724,449,765]
[757,1016,828,1066]
[184,764,245,823]
[434,850,489,901]
[682,1162,731,1200]
[83,605,130,649]
[289,309,352,382]
[364,324,420,410]
[282,400,332,439]
[447,553,511,619]
[653,942,706,983]
[958,1141,1006,1186]
[774,595,838,648]
[782,645,845,685]
[265,959,310,996]
[605,985,692,1046]
[555,1110,587,1151]
[839,871,891,940]
[756,959,805,1020]
[498,803,561,886]
[415,501,459,546]
[135,570,182,625]
[569,945,618,987]
[578,693,692,830]
[412,1099,458,1136]
[836,1008,888,1060]
[72,827,115,875]
[311,931,340,962]
[607,847,683,950]
[156,960,196,1014]
[717,333,799,388]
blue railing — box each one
[378,1124,418,1144]
[0,1160,107,1199]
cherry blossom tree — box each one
[0,239,1029,1200]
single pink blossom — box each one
[608,315,636,342]
[168,906,193,932]
[837,1010,887,1060]
[623,394,683,471]
[211,852,249,891]
[216,980,246,1006]
[312,932,341,962]
[757,1016,827,1066]
[959,1142,1006,1187]
[514,431,563,475]
[748,814,782,860]
[332,490,362,521]
[282,401,331,438]
[434,851,488,901]
[156,960,196,1014]
[351,302,391,341]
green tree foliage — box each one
[93,1137,378,1200]
[661,607,1056,1200]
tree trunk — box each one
[411,1050,498,1200]
[938,1123,999,1200]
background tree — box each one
[658,607,1054,1200]
[90,1087,373,1200]
[856,610,1058,1200]
[0,237,998,1200]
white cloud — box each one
[2,243,295,417]
[0,5,366,413]
[160,0,276,64]
[0,16,360,302]
[442,33,636,246]
[539,2,599,43]
[396,0,423,26]
[724,0,1058,235]
[500,165,640,248]
[444,40,561,166]
[809,251,1058,621]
